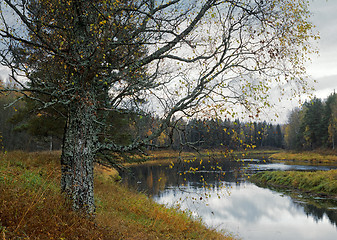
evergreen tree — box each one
[323,93,337,148]
[300,98,324,149]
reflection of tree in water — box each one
[122,158,247,196]
[295,201,337,227]
[326,210,337,227]
[122,165,170,196]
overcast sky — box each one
[264,0,337,123]
[307,0,337,97]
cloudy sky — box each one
[265,0,337,123]
[307,0,337,97]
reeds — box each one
[252,170,337,196]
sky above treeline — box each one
[307,0,337,98]
[270,0,337,123]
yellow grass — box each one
[0,151,234,239]
[269,150,337,165]
[124,148,279,166]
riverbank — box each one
[269,150,337,165]
[0,151,233,239]
[251,170,337,199]
[123,149,279,166]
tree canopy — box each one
[284,92,337,150]
[0,0,317,214]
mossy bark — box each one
[61,100,98,214]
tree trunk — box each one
[333,131,335,150]
[49,135,53,152]
[61,100,98,214]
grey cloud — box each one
[314,75,337,91]
[0,66,10,81]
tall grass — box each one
[251,170,337,196]
[269,151,337,164]
[0,151,111,239]
[0,151,232,239]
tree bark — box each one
[49,135,53,152]
[60,100,98,214]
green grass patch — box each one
[0,151,232,239]
[251,170,337,197]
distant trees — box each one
[284,92,337,150]
[0,79,36,151]
[284,108,301,149]
[9,97,65,151]
[171,118,284,150]
[1,91,285,152]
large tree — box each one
[0,0,317,214]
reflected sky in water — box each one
[122,160,337,240]
[155,182,337,240]
[248,162,337,172]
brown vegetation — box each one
[252,169,337,198]
[269,150,337,165]
[0,151,232,239]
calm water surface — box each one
[122,158,337,240]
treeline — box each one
[0,102,285,152]
[1,80,285,151]
[0,82,64,151]
[0,89,33,151]
[284,92,337,150]
[3,84,337,152]
[101,116,285,151]
[166,119,284,150]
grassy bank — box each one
[0,151,233,239]
[123,149,279,166]
[251,170,337,198]
[269,150,337,165]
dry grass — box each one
[124,148,279,167]
[0,151,233,240]
[0,151,115,239]
[269,150,337,165]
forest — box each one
[284,92,337,150]
[2,75,337,153]
[0,78,284,152]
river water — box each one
[121,158,337,240]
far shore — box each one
[269,150,337,165]
[122,148,280,166]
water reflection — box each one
[248,162,337,171]
[155,182,337,240]
[303,204,337,227]
[121,159,337,240]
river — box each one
[121,157,337,240]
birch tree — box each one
[0,0,317,214]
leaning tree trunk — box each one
[61,100,99,214]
